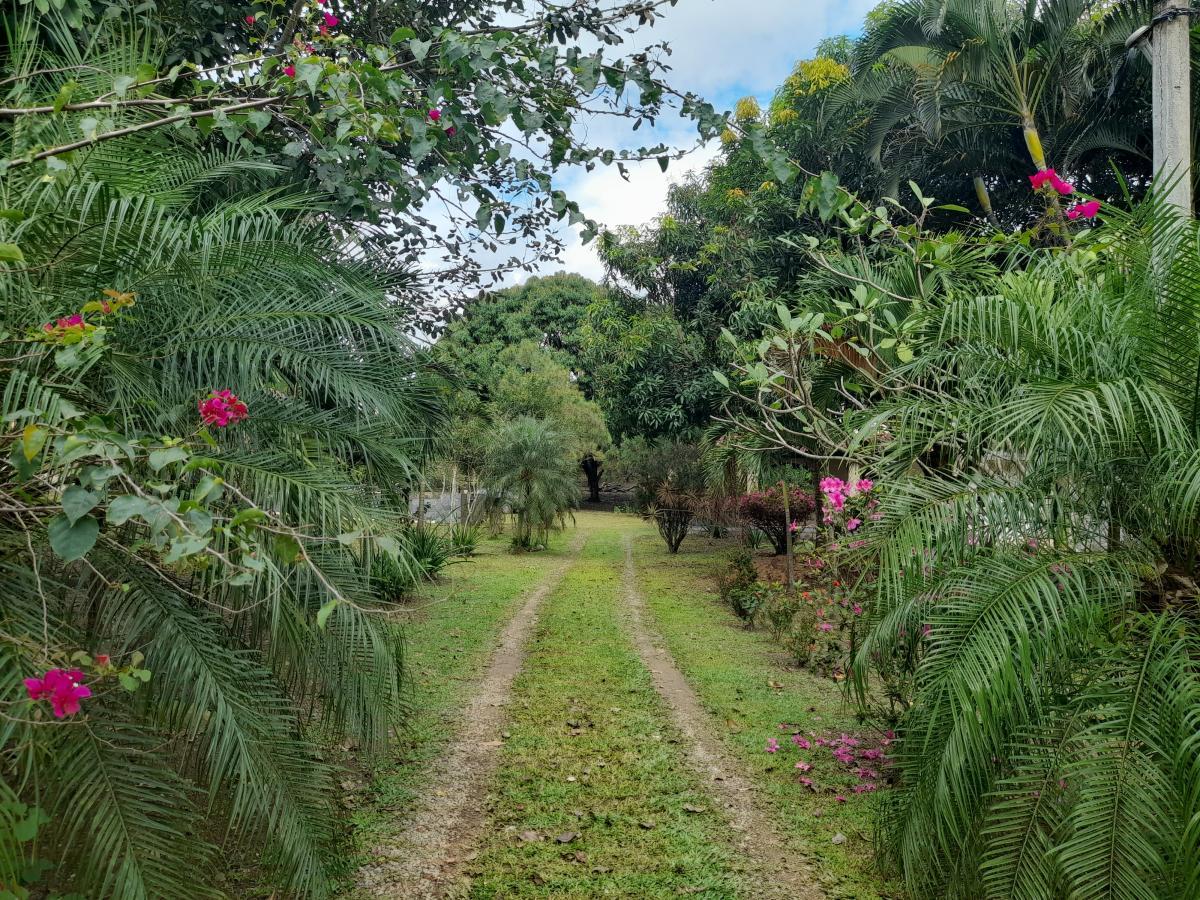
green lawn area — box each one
[630,527,899,900]
[340,531,571,880]
[464,514,749,898]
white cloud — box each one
[426,0,878,292]
[523,0,877,284]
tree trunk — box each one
[581,454,602,503]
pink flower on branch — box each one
[25,668,91,718]
[198,389,249,428]
[1066,200,1101,221]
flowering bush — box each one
[737,485,816,554]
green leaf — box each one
[408,39,432,62]
[0,243,25,263]
[315,599,340,630]
[106,494,148,526]
[53,81,77,113]
[21,424,46,462]
[148,447,188,473]
[112,75,136,97]
[48,513,99,561]
[61,485,98,524]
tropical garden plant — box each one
[719,184,1200,897]
[0,2,714,895]
[482,416,578,551]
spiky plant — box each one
[844,201,1200,898]
[483,416,578,550]
[0,20,442,899]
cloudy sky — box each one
[527,0,878,282]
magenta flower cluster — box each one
[198,389,249,428]
[25,668,92,718]
[1029,168,1100,221]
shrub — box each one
[449,523,483,557]
[736,486,817,554]
[607,437,706,512]
[714,550,763,622]
[403,523,452,576]
[650,483,700,553]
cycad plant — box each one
[0,24,441,900]
[850,205,1200,898]
[721,190,1200,897]
[483,416,578,550]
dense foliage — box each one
[0,2,714,896]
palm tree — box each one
[845,200,1200,898]
[850,0,1146,219]
[483,417,578,549]
[0,19,442,898]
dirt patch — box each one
[620,536,826,900]
[354,533,587,899]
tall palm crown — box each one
[850,0,1149,218]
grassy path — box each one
[346,532,576,894]
[462,516,749,898]
[347,511,896,898]
[630,530,897,899]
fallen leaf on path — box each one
[592,865,611,874]
[530,873,547,886]
[518,830,542,843]
[682,803,705,814]
[831,832,847,845]
[639,821,655,830]
[566,775,577,782]
[555,832,579,844]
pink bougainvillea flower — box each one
[819,622,833,632]
[793,736,811,750]
[835,795,847,804]
[1049,174,1074,195]
[284,64,296,77]
[318,23,329,35]
[446,126,457,137]
[198,389,249,428]
[795,761,812,772]
[49,679,91,718]
[42,322,54,333]
[428,108,441,122]
[855,478,873,492]
[323,11,339,27]
[846,517,862,532]
[852,603,863,616]
[25,668,90,718]
[788,519,799,533]
[94,653,110,666]
[765,738,780,754]
[1066,200,1101,221]
[1029,168,1058,190]
[245,14,256,24]
[799,776,814,789]
[52,314,85,330]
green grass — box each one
[630,528,901,900]
[340,531,571,879]
[465,514,748,898]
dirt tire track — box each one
[355,532,588,899]
[620,535,826,900]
